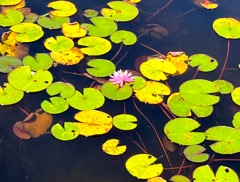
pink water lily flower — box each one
[109,69,134,87]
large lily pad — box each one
[0,9,24,27]
[0,83,24,105]
[44,36,74,52]
[0,56,22,73]
[110,30,137,45]
[48,1,77,17]
[113,114,137,130]
[86,59,115,77]
[102,139,127,155]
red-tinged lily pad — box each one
[110,30,137,45]
[41,97,69,114]
[86,59,116,77]
[125,153,163,179]
[101,82,133,101]
[0,56,22,73]
[13,121,31,139]
[188,54,218,72]
[74,110,113,136]
[170,175,190,182]
[8,65,53,92]
[67,88,105,110]
[0,83,24,105]
[51,122,79,141]
[183,145,209,163]
[205,126,240,154]
[134,81,170,104]
[101,1,139,22]
[232,112,240,130]
[48,1,77,17]
[213,79,234,94]
[164,118,205,145]
[102,139,127,155]
[0,9,24,27]
[213,18,240,39]
[23,53,53,71]
[44,36,74,52]
[37,14,70,29]
[62,22,87,38]
[78,36,112,56]
[113,114,137,130]
[82,16,118,37]
[46,82,75,98]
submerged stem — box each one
[218,40,230,80]
[111,43,123,61]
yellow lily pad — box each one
[102,139,127,155]
[62,22,87,38]
[48,1,77,17]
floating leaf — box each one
[125,153,163,179]
[37,14,70,29]
[83,9,98,18]
[0,9,24,26]
[102,139,127,155]
[183,145,209,163]
[46,82,75,98]
[0,0,22,6]
[101,82,133,100]
[78,36,112,56]
[0,56,22,73]
[147,177,167,182]
[67,88,105,110]
[213,80,234,94]
[131,76,146,90]
[110,30,137,45]
[134,81,170,104]
[0,83,24,105]
[232,112,240,130]
[170,175,190,182]
[51,122,79,141]
[24,13,39,23]
[10,23,44,42]
[113,114,137,130]
[86,59,115,77]
[164,118,205,145]
[44,36,74,52]
[213,18,240,39]
[74,110,112,136]
[48,1,77,17]
[201,2,218,9]
[140,59,177,81]
[82,16,117,37]
[205,126,240,154]
[137,24,168,40]
[23,53,53,71]
[8,65,53,92]
[62,22,87,38]
[188,54,218,72]
[231,87,240,106]
[41,97,69,114]
[13,121,31,140]
[101,1,138,22]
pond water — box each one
[0,0,240,182]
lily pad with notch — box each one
[48,1,77,17]
[183,145,209,163]
[44,36,74,52]
[0,83,24,105]
[62,22,87,38]
[41,97,69,114]
[46,81,75,98]
[0,9,24,27]
[102,139,127,155]
[110,30,137,45]
[37,14,70,29]
[0,56,22,73]
[113,114,137,130]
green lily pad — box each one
[41,97,69,114]
[113,114,137,130]
[44,36,74,52]
[134,81,170,104]
[213,18,240,39]
[232,112,240,130]
[78,36,112,56]
[231,87,240,106]
[170,175,191,182]
[180,79,220,106]
[23,13,39,23]
[101,1,139,22]
[0,56,22,73]
[213,80,234,94]
[110,30,137,45]
[164,118,206,145]
[183,145,209,163]
[48,1,77,17]
[86,59,115,77]
[51,122,79,141]
[37,14,70,29]
[8,66,53,92]
[125,153,163,179]
[83,9,98,18]
[0,83,24,105]
[193,165,239,182]
[205,126,240,154]
[82,16,117,37]
[46,82,75,98]
[10,23,44,42]
[131,76,146,90]
[188,54,218,72]
[140,59,177,81]
[101,82,133,100]
[0,9,24,27]
[23,53,53,71]
[0,0,22,5]
[67,88,105,110]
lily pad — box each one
[44,36,74,52]
[183,145,209,163]
[8,65,53,92]
[231,87,240,106]
[86,59,116,77]
[213,18,240,39]
[0,83,24,105]
[0,56,22,73]
[74,110,112,136]
[83,9,98,18]
[51,122,79,141]
[101,82,133,100]
[125,153,163,179]
[188,54,218,72]
[164,118,206,145]
[0,0,22,5]
[102,139,127,155]
[110,30,137,45]
[41,97,69,114]
[232,112,240,130]
[82,16,118,37]
[131,76,146,90]
[67,88,105,110]
[213,80,234,94]
[23,53,53,71]
[62,22,87,38]
[23,13,39,23]
[78,36,112,56]
[37,14,70,29]
[48,1,77,17]
[113,114,137,130]
[46,82,75,98]
[170,175,191,182]
[101,1,139,22]
[0,9,24,27]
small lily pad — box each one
[170,175,190,182]
[46,82,75,98]
[131,76,146,90]
[41,97,69,114]
[232,112,240,130]
[48,1,77,17]
[102,139,127,155]
[110,30,137,45]
[213,79,234,94]
[183,145,209,163]
[37,14,70,29]
[0,0,22,5]
[0,9,24,27]
[83,9,98,18]
[62,22,87,38]
[0,83,24,105]
[0,56,22,73]
[231,87,240,106]
[44,36,74,52]
[113,114,137,130]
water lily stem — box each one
[218,40,230,80]
[139,42,164,56]
[111,43,123,61]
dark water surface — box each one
[1,0,240,182]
